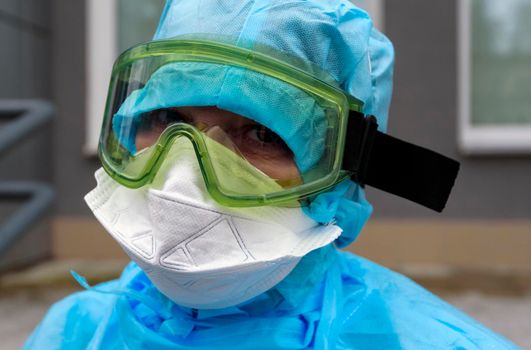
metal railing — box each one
[0,100,55,257]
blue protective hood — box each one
[148,0,394,246]
[154,0,394,132]
[113,62,326,173]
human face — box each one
[135,106,301,185]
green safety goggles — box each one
[99,39,459,211]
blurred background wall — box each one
[0,1,53,270]
[0,0,530,274]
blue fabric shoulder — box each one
[335,251,520,349]
[23,282,120,349]
[22,264,142,350]
[24,252,521,350]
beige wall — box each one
[53,217,531,271]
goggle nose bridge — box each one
[142,123,213,183]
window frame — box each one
[458,0,531,155]
[85,0,117,155]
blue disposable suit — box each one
[25,1,521,349]
[25,246,518,349]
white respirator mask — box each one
[85,139,342,309]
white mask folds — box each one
[85,141,341,309]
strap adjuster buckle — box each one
[344,112,379,185]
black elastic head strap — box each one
[342,111,460,212]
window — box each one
[459,0,531,154]
[85,0,164,154]
[85,0,384,153]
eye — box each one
[249,125,282,144]
[242,124,292,158]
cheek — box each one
[246,157,302,187]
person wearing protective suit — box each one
[26,1,520,349]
